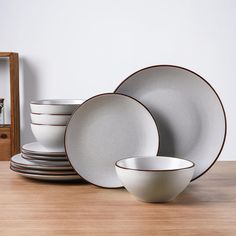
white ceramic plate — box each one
[10,167,81,181]
[11,154,72,170]
[21,152,68,161]
[115,65,227,180]
[65,93,159,188]
[21,154,71,166]
[10,164,76,175]
[22,142,66,156]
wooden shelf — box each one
[0,52,20,160]
[0,124,11,128]
[0,52,16,57]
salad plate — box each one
[65,93,159,188]
[115,65,227,180]
[22,142,66,156]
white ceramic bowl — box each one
[115,156,195,203]
[31,123,66,152]
[30,99,83,114]
[31,113,71,125]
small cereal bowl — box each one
[115,156,195,203]
[31,123,66,152]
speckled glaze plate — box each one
[10,164,76,175]
[21,152,68,161]
[11,154,73,170]
[10,167,81,181]
[115,65,226,180]
[22,142,66,156]
[65,93,159,188]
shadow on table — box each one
[20,176,90,186]
[169,181,235,205]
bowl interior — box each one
[116,156,194,171]
[31,99,83,105]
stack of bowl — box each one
[10,99,83,181]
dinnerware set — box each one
[10,65,227,202]
[10,100,83,181]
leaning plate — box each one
[115,65,227,180]
[65,93,159,188]
[11,154,73,170]
[22,142,66,156]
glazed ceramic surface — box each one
[22,142,66,156]
[11,154,72,170]
[10,164,76,175]
[115,65,226,180]
[10,168,81,181]
[115,156,194,202]
[21,152,68,161]
[30,99,83,114]
[65,93,159,188]
[31,113,71,125]
[31,124,66,151]
[21,154,71,166]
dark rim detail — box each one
[115,156,195,172]
[10,165,78,176]
[64,92,160,189]
[21,155,68,164]
[31,99,84,105]
[21,152,67,161]
[114,64,227,181]
[31,122,67,127]
[31,112,72,116]
[21,143,66,156]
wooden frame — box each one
[0,52,20,160]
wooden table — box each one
[0,161,235,235]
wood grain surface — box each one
[0,161,235,236]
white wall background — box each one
[0,0,235,160]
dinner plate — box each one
[10,164,77,175]
[10,167,81,181]
[21,152,68,161]
[11,154,73,170]
[22,142,66,156]
[65,93,159,188]
[21,154,71,166]
[115,65,227,180]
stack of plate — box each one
[10,99,83,181]
[10,142,81,181]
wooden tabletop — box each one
[0,161,235,235]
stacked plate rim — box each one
[10,99,83,181]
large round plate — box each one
[11,154,73,170]
[115,65,227,180]
[22,142,66,156]
[65,93,159,188]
